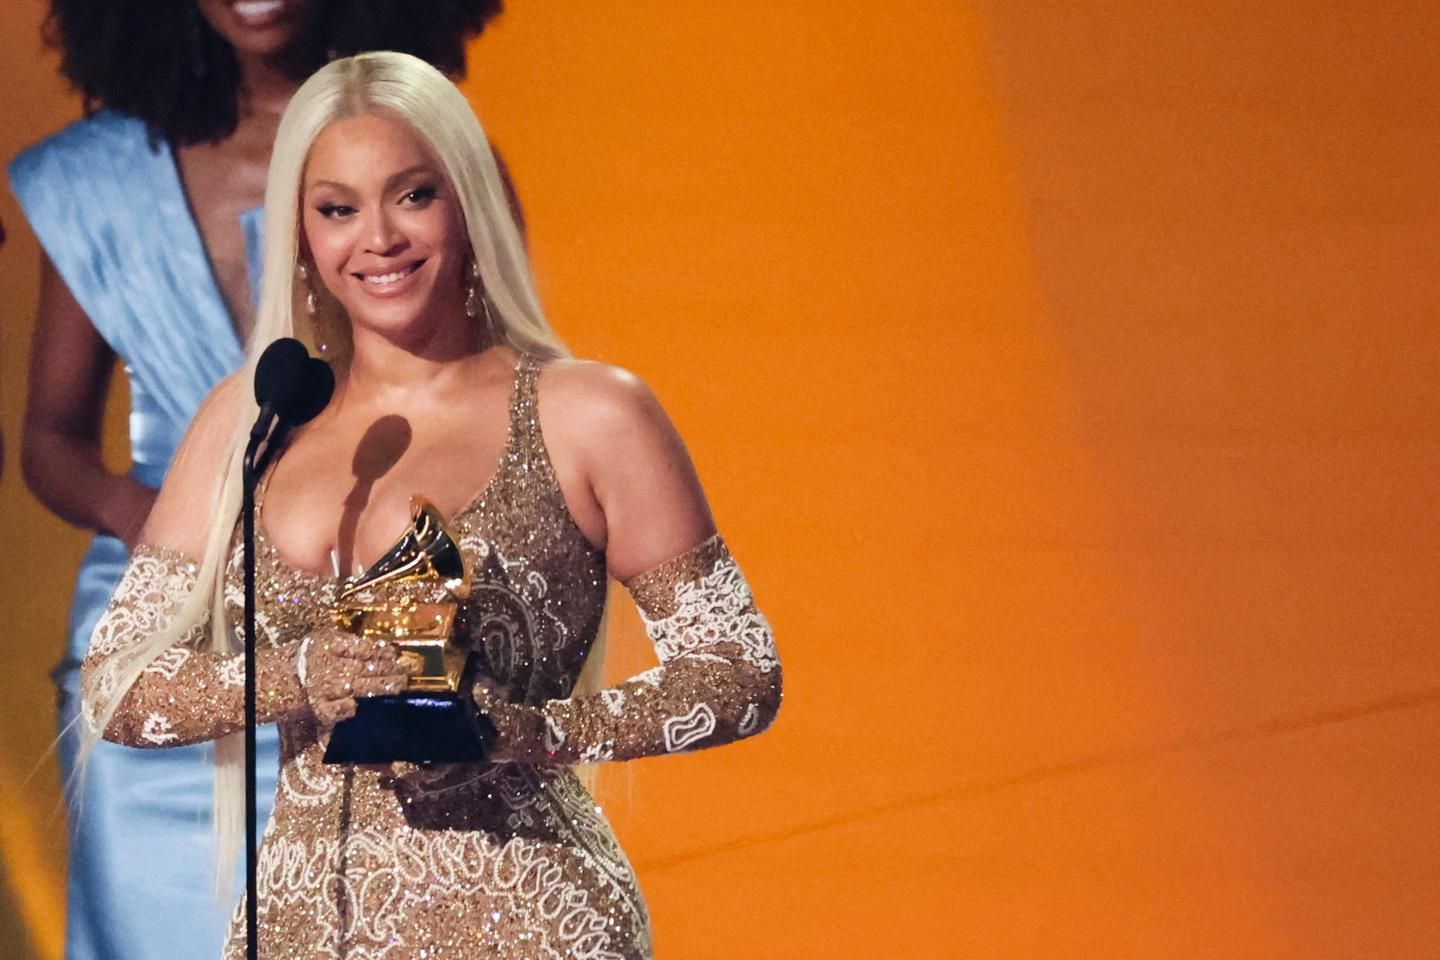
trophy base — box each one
[322,692,495,765]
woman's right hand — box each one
[298,627,413,728]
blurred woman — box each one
[7,3,502,957]
[81,51,781,959]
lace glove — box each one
[81,545,312,748]
[474,535,782,764]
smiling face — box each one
[300,112,471,352]
[196,0,316,58]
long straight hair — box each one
[82,51,605,891]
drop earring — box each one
[464,260,482,320]
[296,262,330,354]
[297,261,317,317]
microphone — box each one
[251,337,334,446]
[240,337,332,960]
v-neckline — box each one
[255,355,527,582]
[160,139,255,355]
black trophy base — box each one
[323,692,494,764]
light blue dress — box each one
[8,110,278,960]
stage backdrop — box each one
[1,2,1436,957]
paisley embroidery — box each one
[662,703,717,752]
[145,646,192,680]
[80,546,304,744]
[212,359,645,958]
[642,556,780,674]
[81,361,777,960]
[545,715,568,752]
[141,713,179,745]
[498,537,782,767]
[737,703,761,736]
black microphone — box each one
[251,337,334,446]
[240,337,332,960]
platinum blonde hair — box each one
[82,51,602,893]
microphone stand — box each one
[235,335,332,960]
[241,407,276,960]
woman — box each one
[81,52,782,958]
[8,3,502,957]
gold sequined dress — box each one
[80,357,782,960]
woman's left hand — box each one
[299,626,413,728]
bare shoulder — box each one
[202,370,249,414]
[536,358,678,457]
[536,358,714,576]
[538,358,663,428]
[185,372,249,449]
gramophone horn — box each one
[338,496,471,602]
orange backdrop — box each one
[1,2,1437,958]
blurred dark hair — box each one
[45,0,503,145]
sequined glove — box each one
[81,545,312,747]
[474,535,782,764]
[295,627,413,729]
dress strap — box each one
[507,354,544,459]
[501,354,565,498]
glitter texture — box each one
[81,357,783,958]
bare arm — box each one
[23,253,157,547]
[475,363,781,763]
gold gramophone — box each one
[333,498,471,691]
[322,497,494,764]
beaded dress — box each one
[81,357,782,959]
